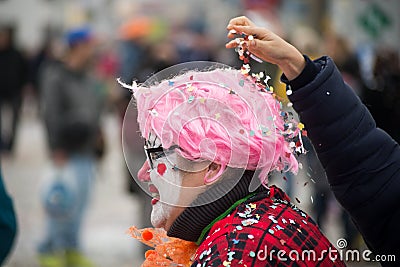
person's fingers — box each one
[227,16,254,29]
[225,38,243,49]
[231,25,270,39]
[225,40,237,49]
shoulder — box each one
[192,192,344,266]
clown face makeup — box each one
[142,133,211,230]
[143,133,181,229]
[149,154,183,229]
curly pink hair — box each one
[133,67,298,184]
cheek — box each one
[151,160,182,205]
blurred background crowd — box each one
[0,0,399,266]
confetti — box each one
[295,197,301,204]
[199,98,206,104]
[250,54,263,63]
[187,85,196,92]
[236,225,243,231]
[227,252,235,261]
[249,130,255,137]
[223,260,231,266]
[268,215,278,224]
[242,218,259,226]
[232,239,239,244]
[297,122,305,130]
[286,89,293,96]
[215,113,221,120]
[249,251,256,258]
[326,91,331,95]
[168,80,174,86]
[280,239,286,246]
[268,229,274,235]
[239,79,245,87]
[188,95,195,103]
[150,109,158,117]
[248,235,254,239]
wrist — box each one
[279,48,306,81]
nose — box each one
[137,161,151,182]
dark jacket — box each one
[0,47,28,99]
[40,61,103,154]
[0,169,17,265]
[285,56,400,265]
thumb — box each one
[246,38,265,60]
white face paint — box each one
[147,134,183,229]
[150,155,183,228]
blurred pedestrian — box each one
[116,19,153,234]
[38,26,104,267]
[362,48,400,144]
[0,165,17,265]
[0,24,29,154]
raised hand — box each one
[226,16,306,80]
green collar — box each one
[195,192,257,245]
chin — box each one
[150,201,168,229]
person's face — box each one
[138,136,214,231]
[72,40,96,68]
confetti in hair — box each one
[123,65,299,185]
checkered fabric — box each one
[192,186,345,266]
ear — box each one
[204,163,224,185]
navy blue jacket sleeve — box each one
[285,56,400,259]
[0,170,17,265]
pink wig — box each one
[131,66,298,184]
